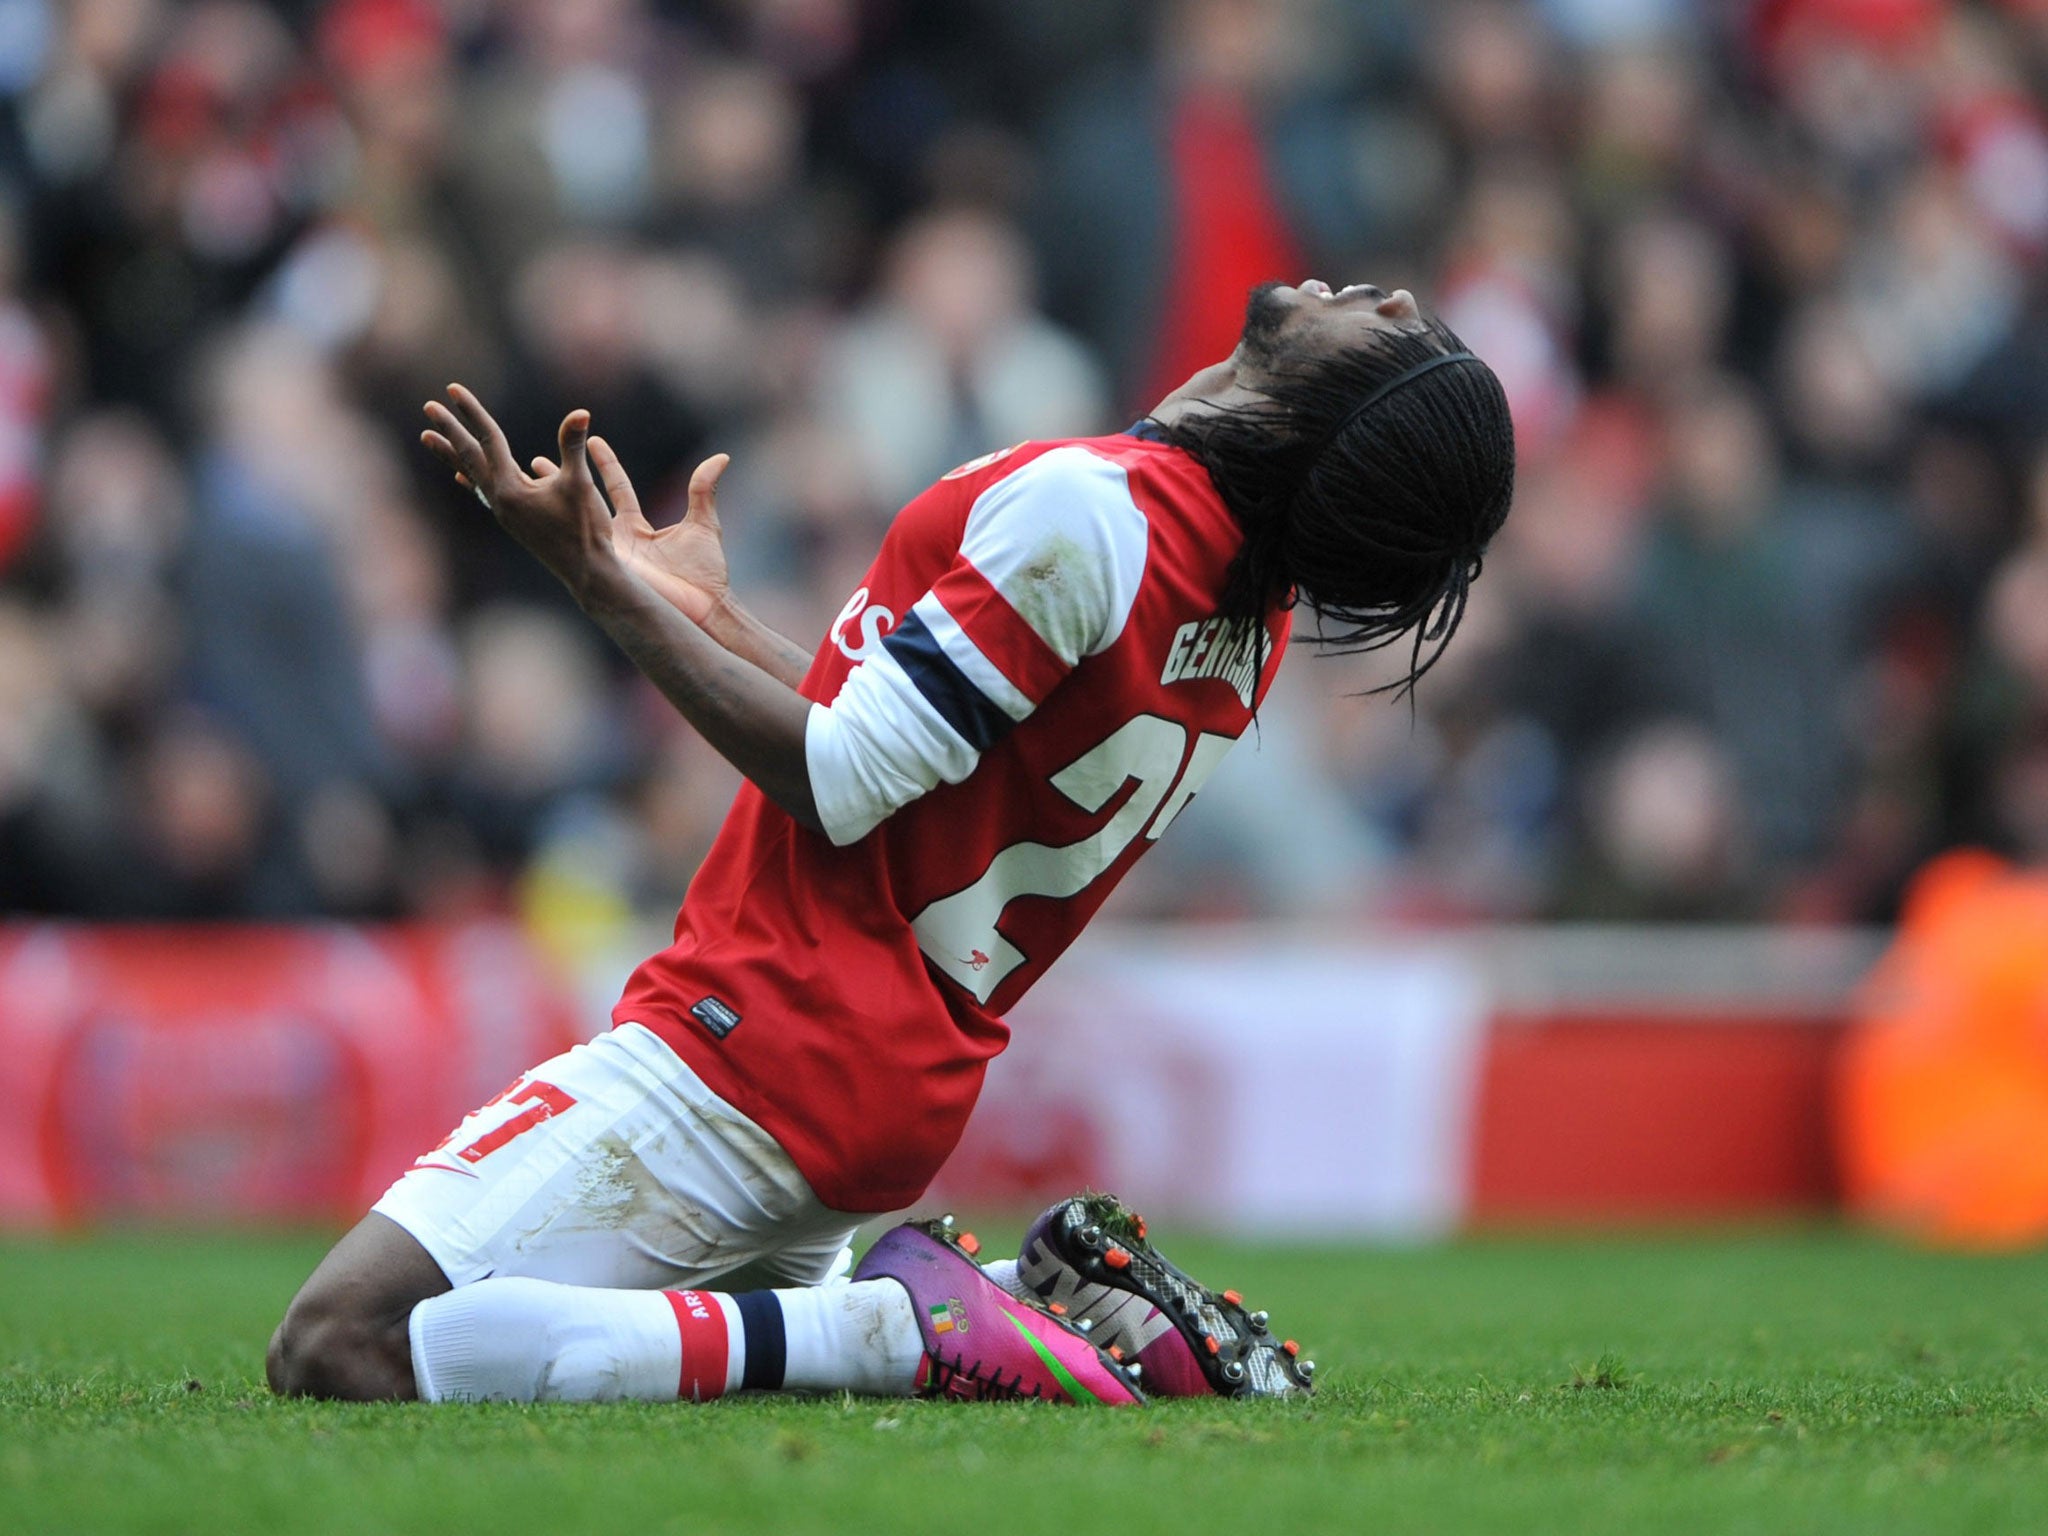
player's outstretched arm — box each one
[422,385,825,834]
[586,438,814,690]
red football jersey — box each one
[616,431,1291,1211]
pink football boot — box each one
[853,1217,1145,1406]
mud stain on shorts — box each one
[572,1138,643,1230]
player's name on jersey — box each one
[1159,616,1261,707]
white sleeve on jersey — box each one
[805,445,1151,846]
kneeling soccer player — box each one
[268,280,1514,1405]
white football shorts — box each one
[373,1021,858,1292]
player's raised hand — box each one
[421,385,617,601]
[591,440,733,626]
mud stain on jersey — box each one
[1007,532,1104,654]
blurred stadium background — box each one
[5,0,2048,1246]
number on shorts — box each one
[426,1077,578,1166]
[911,715,1237,1003]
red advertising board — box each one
[0,921,1879,1233]
[0,924,581,1226]
[1466,1012,1845,1224]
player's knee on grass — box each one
[268,1213,452,1401]
[268,1296,416,1401]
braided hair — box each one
[1154,312,1516,698]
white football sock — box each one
[772,1279,923,1396]
[410,1277,735,1402]
[408,1276,922,1403]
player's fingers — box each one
[422,426,492,510]
[422,404,490,490]
[589,435,650,530]
[531,455,557,477]
[686,452,731,530]
[445,383,522,482]
[420,428,460,471]
[557,409,593,484]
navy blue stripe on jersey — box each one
[737,1291,787,1390]
[882,609,1014,752]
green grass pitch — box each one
[4,1224,2046,1535]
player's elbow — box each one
[786,800,832,841]
[813,803,877,846]
[800,777,887,845]
[762,770,828,842]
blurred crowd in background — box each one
[6,0,2048,944]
